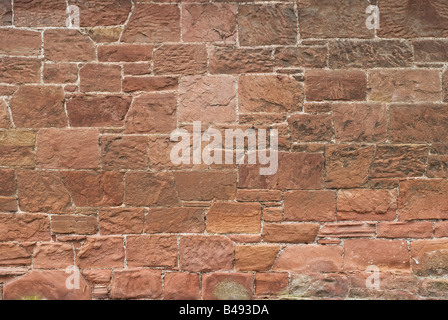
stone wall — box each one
[0,0,448,300]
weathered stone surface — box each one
[98,44,153,62]
[209,47,274,74]
[389,104,448,143]
[275,46,327,68]
[236,189,282,202]
[179,75,236,123]
[239,75,303,113]
[61,171,124,207]
[10,86,66,128]
[67,95,131,127]
[44,63,78,84]
[411,239,448,276]
[305,70,367,101]
[436,221,448,237]
[33,243,74,269]
[289,273,350,299]
[333,103,387,143]
[202,273,253,300]
[0,244,30,266]
[80,64,122,93]
[0,100,11,128]
[164,273,200,300]
[262,223,319,243]
[17,170,72,213]
[0,0,12,25]
[77,237,124,268]
[110,269,162,300]
[284,190,335,222]
[0,29,41,56]
[125,172,179,207]
[0,57,41,84]
[414,40,448,62]
[428,155,448,178]
[0,169,15,196]
[87,27,122,43]
[0,213,50,242]
[371,145,429,178]
[337,189,397,221]
[325,145,374,188]
[239,4,296,46]
[235,245,280,271]
[419,279,448,299]
[3,270,91,300]
[329,40,413,68]
[72,0,132,27]
[377,222,433,239]
[153,44,207,75]
[319,223,376,238]
[179,235,234,272]
[444,70,448,102]
[0,130,35,167]
[174,171,237,201]
[274,245,343,273]
[255,273,289,296]
[126,235,178,268]
[98,208,145,235]
[378,0,448,38]
[297,0,374,39]
[398,180,448,220]
[122,4,180,43]
[145,207,204,233]
[101,135,148,170]
[183,4,236,42]
[368,70,441,102]
[123,76,177,93]
[51,215,98,235]
[239,152,324,190]
[288,114,333,142]
[44,30,95,62]
[36,129,100,169]
[344,239,410,271]
[125,93,177,134]
[14,0,66,27]
[207,202,261,234]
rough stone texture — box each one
[333,104,387,143]
[10,86,66,128]
[2,0,448,301]
[305,70,367,101]
[207,202,262,234]
[325,145,374,188]
[36,129,100,169]
[179,75,236,123]
[122,4,180,43]
[239,75,303,113]
[179,236,234,272]
[66,95,131,128]
[297,0,374,39]
[3,270,91,300]
[398,180,448,220]
[183,4,236,42]
[368,70,441,102]
[379,0,448,38]
[238,4,297,46]
[145,207,204,234]
[110,269,162,300]
[77,237,124,268]
[125,93,177,134]
[44,30,95,62]
[126,235,178,268]
[329,40,413,68]
[17,170,72,214]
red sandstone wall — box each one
[0,0,448,300]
